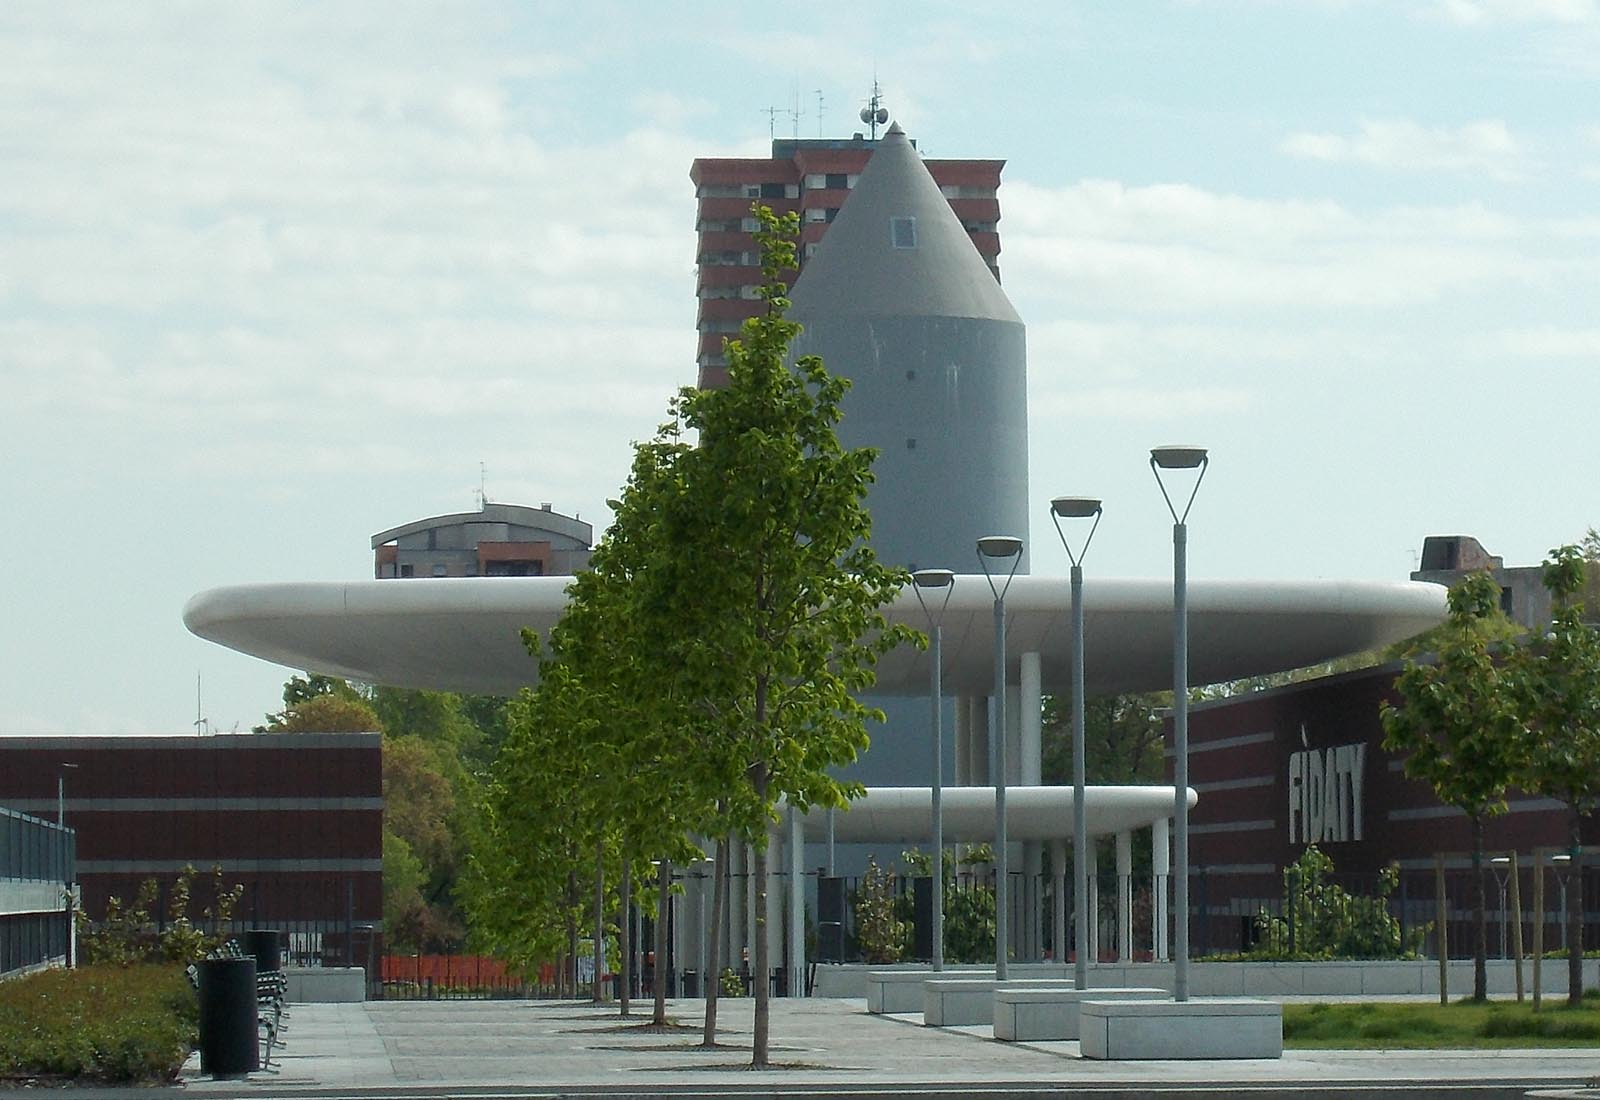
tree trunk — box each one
[1568,808,1584,1008]
[619,857,632,1017]
[653,858,671,1026]
[752,835,770,1067]
[1471,815,1487,1002]
[593,838,606,1005]
[701,832,730,1048]
[566,866,580,1000]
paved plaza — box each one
[143,996,1600,1100]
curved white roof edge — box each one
[778,784,1196,844]
[183,573,1446,697]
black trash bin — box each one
[197,957,259,1078]
[243,929,282,973]
[681,969,699,997]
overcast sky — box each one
[3,1,1597,734]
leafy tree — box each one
[625,206,913,1066]
[1512,543,1600,1007]
[853,858,909,964]
[1245,847,1424,961]
[1380,570,1525,1001]
[269,693,382,733]
[1041,691,1166,785]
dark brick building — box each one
[0,733,381,959]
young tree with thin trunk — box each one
[632,206,914,1066]
[1381,570,1524,1002]
[1512,543,1600,1007]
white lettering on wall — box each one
[1287,730,1365,844]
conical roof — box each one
[789,123,1021,324]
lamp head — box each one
[1151,445,1208,469]
[912,568,956,589]
[976,535,1024,559]
[1050,496,1102,519]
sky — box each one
[2,1,1597,735]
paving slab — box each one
[109,996,1600,1100]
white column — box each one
[1152,818,1170,961]
[1004,684,1023,786]
[1116,831,1133,963]
[969,696,990,786]
[765,837,783,994]
[788,807,805,997]
[1050,838,1067,967]
[1020,652,1042,785]
[1086,839,1099,964]
[954,695,971,786]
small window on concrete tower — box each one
[891,216,917,249]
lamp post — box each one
[1150,445,1208,1002]
[911,568,956,971]
[1490,855,1512,959]
[1050,497,1102,991]
[977,535,1023,980]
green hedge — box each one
[0,964,197,1083]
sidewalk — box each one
[153,996,1600,1099]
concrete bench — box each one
[923,977,1077,1027]
[1078,997,1282,1060]
[993,986,1167,1041]
[867,970,973,1014]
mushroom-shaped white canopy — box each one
[183,574,1446,697]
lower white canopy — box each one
[783,784,1195,843]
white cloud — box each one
[1280,118,1527,179]
[1430,0,1599,25]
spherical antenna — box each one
[859,106,874,125]
[874,107,889,124]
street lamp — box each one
[977,534,1023,980]
[911,568,956,971]
[1050,496,1102,991]
[1490,856,1512,959]
[1151,444,1208,1002]
[1552,854,1573,950]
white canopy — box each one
[183,573,1445,697]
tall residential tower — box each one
[690,133,1005,389]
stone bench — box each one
[1078,997,1282,1060]
[923,977,1077,1027]
[866,970,972,1014]
[993,986,1167,1041]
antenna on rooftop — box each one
[477,461,488,509]
[194,670,209,736]
[859,79,889,140]
[814,89,825,137]
[762,105,783,140]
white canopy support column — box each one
[1152,817,1170,961]
[1116,830,1133,963]
[787,806,805,997]
[1050,838,1066,965]
[954,695,971,786]
[1086,838,1099,964]
[1020,652,1042,785]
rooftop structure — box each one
[372,501,592,580]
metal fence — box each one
[0,806,73,976]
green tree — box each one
[1512,544,1600,1007]
[269,693,382,733]
[1246,847,1424,960]
[1380,570,1525,1001]
[1041,691,1166,785]
[626,206,913,1066]
[852,858,909,964]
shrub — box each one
[853,858,910,964]
[1245,847,1427,961]
[78,865,244,966]
[0,964,197,1082]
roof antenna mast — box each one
[859,78,889,140]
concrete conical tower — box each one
[789,122,1029,575]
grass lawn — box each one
[1284,994,1600,1049]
